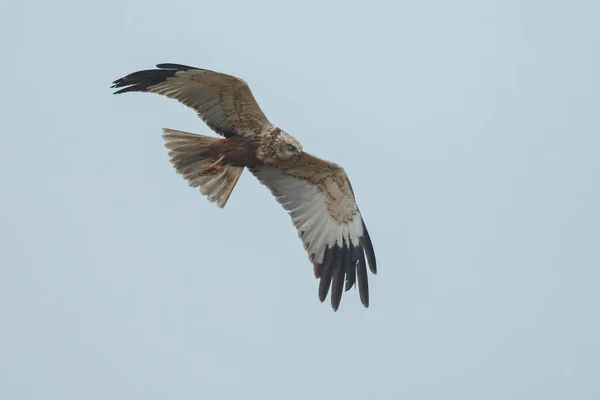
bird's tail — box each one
[162,128,244,208]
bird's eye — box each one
[287,144,295,151]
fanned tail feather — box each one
[162,128,243,208]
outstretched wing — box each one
[249,154,376,311]
[111,63,273,138]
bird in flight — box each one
[111,63,376,310]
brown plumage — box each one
[111,63,377,311]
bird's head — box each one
[275,131,303,161]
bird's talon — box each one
[199,167,219,177]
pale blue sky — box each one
[1,0,599,399]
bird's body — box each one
[112,63,377,310]
[208,132,262,168]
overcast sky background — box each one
[1,0,599,399]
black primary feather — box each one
[330,240,350,311]
[362,219,377,274]
[345,246,358,292]
[356,240,369,307]
[317,246,336,302]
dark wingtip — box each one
[111,84,139,95]
[313,232,376,311]
[111,63,200,95]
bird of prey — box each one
[111,63,376,311]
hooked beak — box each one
[297,149,302,159]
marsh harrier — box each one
[111,63,377,310]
